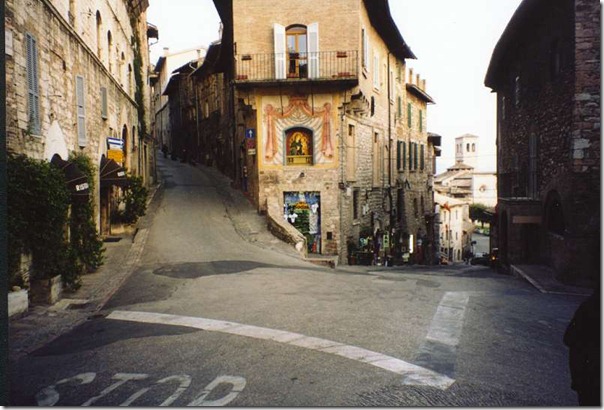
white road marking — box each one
[425,292,470,346]
[107,310,455,390]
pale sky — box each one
[147,0,522,173]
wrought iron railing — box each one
[235,50,358,83]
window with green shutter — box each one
[414,142,418,170]
[407,103,412,128]
[396,141,400,170]
[419,110,423,132]
[26,33,40,134]
[408,141,413,170]
[420,144,425,171]
[397,96,402,119]
[402,141,406,170]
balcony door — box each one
[274,23,319,80]
[286,25,308,78]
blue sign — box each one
[245,129,255,139]
[107,137,124,147]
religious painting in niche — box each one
[285,127,313,165]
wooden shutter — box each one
[408,141,412,170]
[274,24,286,79]
[420,144,425,170]
[308,22,320,79]
[402,141,406,170]
[396,141,401,170]
[407,103,412,128]
[26,33,40,134]
[419,109,423,132]
[76,75,87,147]
[414,142,418,170]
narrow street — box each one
[9,156,585,406]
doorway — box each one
[284,191,321,254]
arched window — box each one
[96,12,102,58]
[545,191,565,235]
[466,143,470,152]
[472,143,475,152]
[285,127,313,165]
[107,31,113,73]
[286,25,308,78]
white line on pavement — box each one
[106,310,455,390]
[425,291,470,346]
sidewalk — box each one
[510,264,592,296]
[8,184,160,362]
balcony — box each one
[235,50,358,87]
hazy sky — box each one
[147,0,522,173]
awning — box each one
[100,155,129,188]
[50,154,90,197]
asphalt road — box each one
[8,157,585,406]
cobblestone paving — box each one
[350,382,555,407]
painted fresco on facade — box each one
[263,96,333,166]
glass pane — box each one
[287,35,296,53]
[298,35,307,53]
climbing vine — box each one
[131,21,148,139]
[69,152,105,275]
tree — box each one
[469,203,490,227]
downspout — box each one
[387,53,393,229]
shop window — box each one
[285,128,313,165]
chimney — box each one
[408,68,413,84]
[422,79,426,91]
[416,73,420,86]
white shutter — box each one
[76,75,87,147]
[308,22,319,79]
[273,23,286,79]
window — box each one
[396,141,402,170]
[413,142,418,170]
[361,28,369,71]
[402,141,406,170]
[407,103,412,128]
[76,75,87,147]
[420,144,425,171]
[397,96,402,119]
[472,143,475,152]
[346,124,356,181]
[26,33,40,134]
[408,141,413,170]
[373,53,380,89]
[107,31,113,73]
[96,11,102,58]
[275,23,319,80]
[285,127,313,165]
[419,109,423,132]
[100,87,108,119]
[373,132,381,186]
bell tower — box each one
[455,134,479,169]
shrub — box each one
[7,153,70,284]
[116,175,148,225]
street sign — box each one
[245,129,255,139]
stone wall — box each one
[6,0,150,228]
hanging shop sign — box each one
[107,149,124,163]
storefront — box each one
[284,191,321,254]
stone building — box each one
[150,45,206,155]
[434,193,472,263]
[210,0,437,264]
[435,134,497,208]
[6,0,154,235]
[485,0,600,284]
